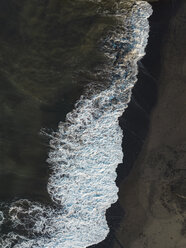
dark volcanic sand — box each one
[1,0,185,247]
[113,1,186,248]
[91,0,186,248]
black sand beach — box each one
[0,0,185,247]
[91,0,186,247]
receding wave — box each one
[0,1,152,247]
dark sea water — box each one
[0,1,152,247]
[0,0,113,201]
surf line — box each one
[0,2,152,248]
[46,1,153,247]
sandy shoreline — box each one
[91,0,186,247]
[112,1,186,248]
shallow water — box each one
[0,0,152,247]
[0,0,115,201]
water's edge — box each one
[0,2,152,247]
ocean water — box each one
[0,1,152,247]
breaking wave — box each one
[0,1,152,247]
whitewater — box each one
[0,1,152,247]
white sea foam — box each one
[0,1,152,247]
[0,211,4,226]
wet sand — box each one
[111,0,186,247]
[0,0,185,246]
